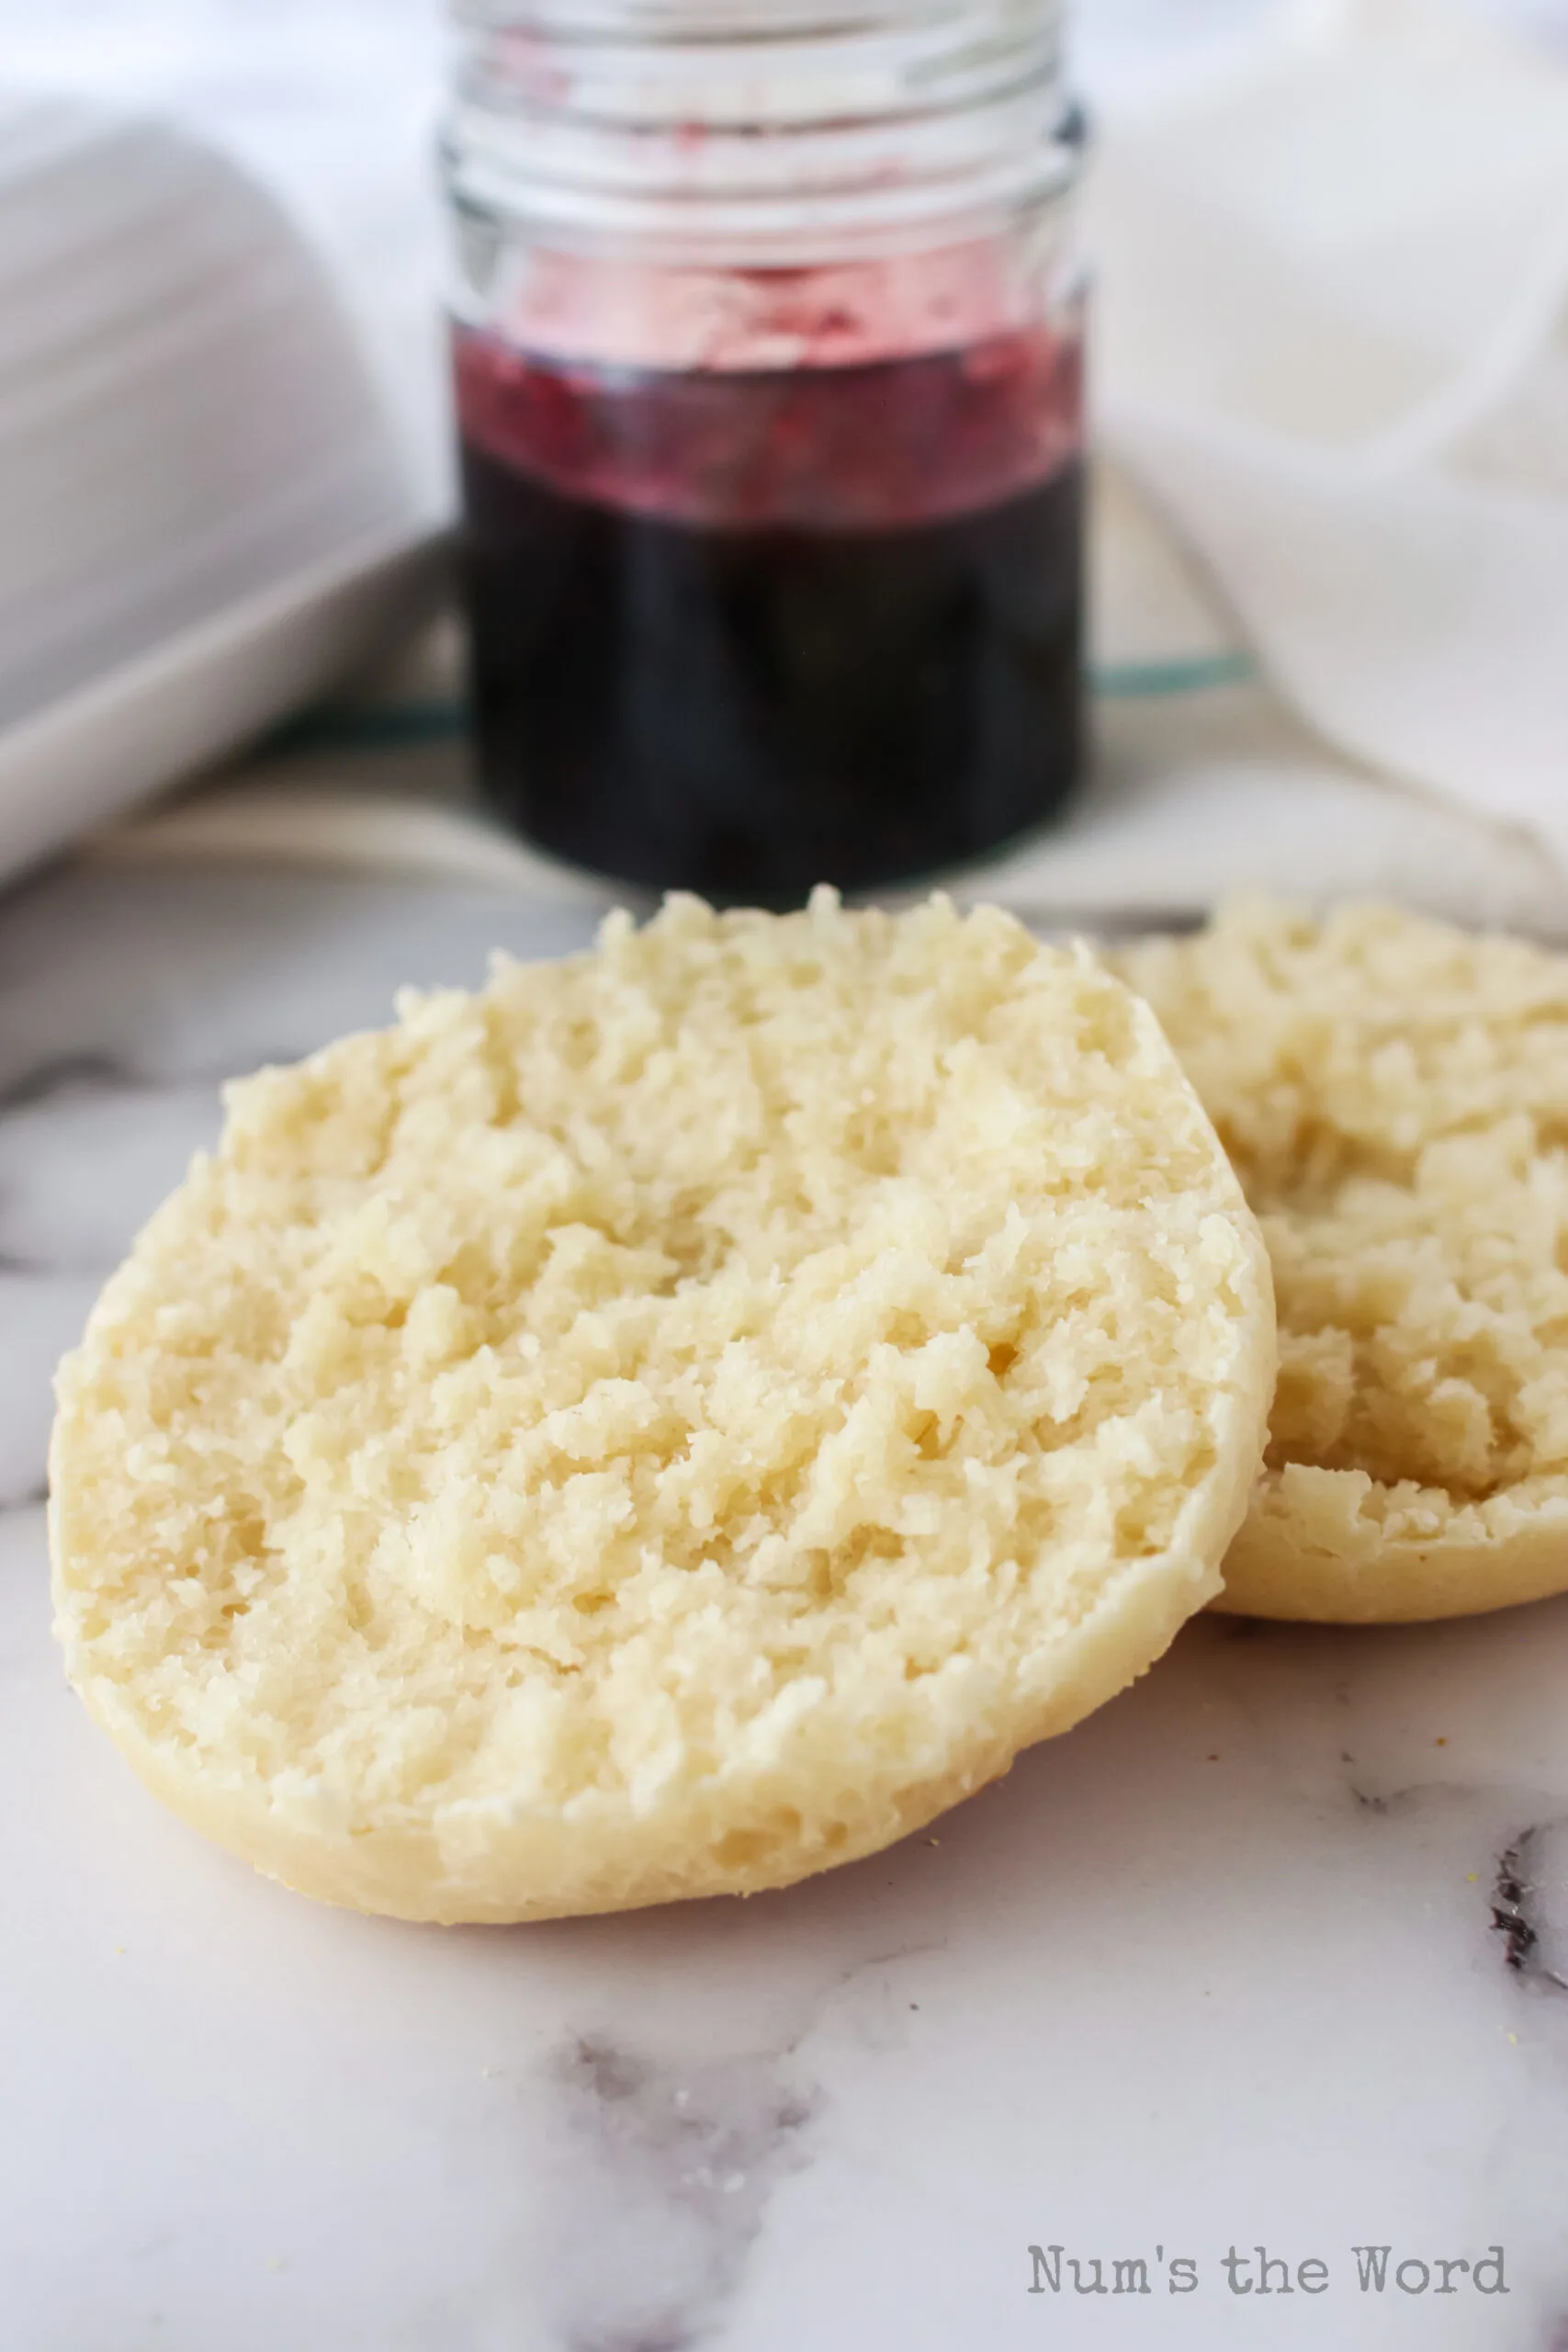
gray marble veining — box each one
[536,2034,818,2352]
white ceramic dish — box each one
[0,96,443,887]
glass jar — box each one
[445,3,1086,906]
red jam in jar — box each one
[446,7,1084,904]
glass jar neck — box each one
[444,2,1077,268]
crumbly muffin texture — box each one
[1119,897,1568,1622]
[51,891,1271,1921]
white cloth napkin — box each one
[1091,0,1568,864]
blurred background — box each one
[3,0,1568,916]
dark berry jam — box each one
[456,320,1084,904]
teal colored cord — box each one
[1091,651,1256,699]
[262,651,1257,759]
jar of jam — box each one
[445,3,1085,906]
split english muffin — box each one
[51,892,1272,1922]
[1118,898,1568,1624]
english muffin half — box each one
[53,892,1272,1919]
[1120,897,1568,1623]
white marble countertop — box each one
[5,857,1568,2351]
